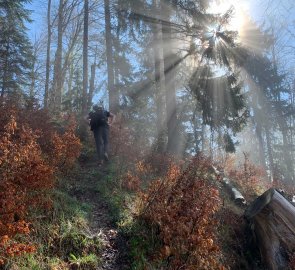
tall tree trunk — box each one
[104,0,118,112]
[88,47,97,110]
[153,0,166,153]
[87,63,95,110]
[44,0,51,109]
[163,25,181,154]
[255,123,267,169]
[30,55,36,98]
[52,0,63,112]
[163,9,179,155]
[271,35,294,181]
[277,113,294,181]
[201,123,206,152]
[275,90,294,181]
[82,0,88,115]
[192,107,200,154]
[265,123,274,182]
[67,61,74,112]
[1,44,9,97]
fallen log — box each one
[245,188,295,270]
[211,166,246,206]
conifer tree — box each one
[0,0,33,97]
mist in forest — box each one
[2,0,295,183]
[2,1,295,269]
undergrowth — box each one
[95,149,273,270]
[95,154,230,269]
[0,99,102,269]
[3,176,102,270]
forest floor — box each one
[71,159,131,270]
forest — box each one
[1,0,295,269]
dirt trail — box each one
[75,161,130,270]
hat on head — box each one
[93,105,103,111]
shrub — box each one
[139,155,226,270]
[0,101,81,265]
[50,117,82,171]
[227,153,269,200]
[0,115,52,264]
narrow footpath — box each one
[73,160,130,270]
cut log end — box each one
[244,188,276,219]
[245,188,295,270]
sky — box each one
[25,0,295,38]
[25,1,47,39]
[25,0,261,37]
[25,0,295,75]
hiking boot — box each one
[104,152,109,162]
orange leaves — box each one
[0,103,81,265]
[228,153,268,200]
[0,221,35,265]
[135,160,151,175]
[139,155,227,269]
[121,171,141,192]
[2,242,36,258]
[0,221,30,240]
[0,114,51,264]
[50,120,81,170]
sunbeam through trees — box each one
[1,0,295,269]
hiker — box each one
[88,105,114,165]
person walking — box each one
[88,105,114,166]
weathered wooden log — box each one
[245,188,295,270]
[222,176,246,206]
[211,166,246,206]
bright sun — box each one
[208,0,249,34]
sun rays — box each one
[116,0,273,157]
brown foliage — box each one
[139,155,227,270]
[0,102,81,265]
[0,115,52,263]
[50,117,82,170]
[121,170,141,192]
[227,153,269,200]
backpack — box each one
[89,109,107,130]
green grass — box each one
[69,253,100,270]
[5,171,103,270]
[92,162,165,270]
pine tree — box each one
[0,0,33,97]
[178,1,249,153]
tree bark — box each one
[44,0,51,109]
[152,0,166,153]
[88,63,96,110]
[82,0,89,115]
[163,10,179,155]
[201,123,206,152]
[270,35,294,181]
[30,52,36,98]
[66,59,74,112]
[52,0,63,112]
[255,121,267,169]
[1,44,9,97]
[88,45,98,110]
[104,0,118,112]
[245,188,295,270]
[265,122,274,181]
